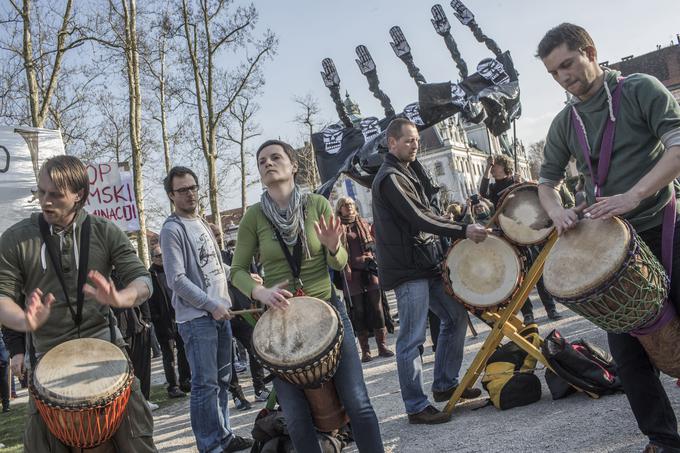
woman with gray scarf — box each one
[230,140,383,452]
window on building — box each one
[434,161,445,176]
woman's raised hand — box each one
[314,214,342,254]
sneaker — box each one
[223,435,254,452]
[167,387,186,399]
[254,388,270,402]
[146,401,159,411]
[433,386,482,402]
[179,382,192,393]
[233,396,251,411]
[407,405,451,425]
[234,362,247,374]
[547,309,563,320]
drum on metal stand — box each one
[443,235,525,313]
[252,296,348,432]
[30,338,134,449]
[496,182,554,246]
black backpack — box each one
[541,329,623,399]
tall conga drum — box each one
[543,217,680,377]
[30,338,134,449]
[252,296,348,432]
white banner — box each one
[84,163,140,232]
[0,127,65,233]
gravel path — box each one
[153,299,680,453]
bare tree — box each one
[293,93,322,189]
[226,94,260,214]
[527,139,546,180]
[2,0,89,127]
[179,0,276,236]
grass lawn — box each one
[0,384,182,452]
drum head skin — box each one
[544,217,630,299]
[253,296,339,367]
[446,236,521,308]
[33,338,129,405]
[498,185,554,245]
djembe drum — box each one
[496,183,554,246]
[30,338,134,448]
[252,296,348,431]
[443,235,524,312]
[543,217,680,377]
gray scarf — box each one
[260,186,311,258]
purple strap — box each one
[571,77,678,335]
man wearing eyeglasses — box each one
[160,166,253,453]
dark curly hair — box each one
[536,23,595,59]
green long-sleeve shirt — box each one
[540,70,680,232]
[231,194,347,301]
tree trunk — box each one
[122,0,148,267]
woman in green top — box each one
[230,139,383,452]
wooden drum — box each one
[30,338,134,449]
[496,183,554,246]
[443,235,524,312]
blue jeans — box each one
[274,293,384,453]
[393,278,467,414]
[178,316,233,453]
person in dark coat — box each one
[148,244,191,398]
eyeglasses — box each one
[172,185,199,195]
[152,253,162,258]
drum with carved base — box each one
[30,338,134,449]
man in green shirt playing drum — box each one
[537,23,680,452]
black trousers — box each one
[521,246,557,318]
[127,327,151,401]
[349,289,386,332]
[159,332,191,391]
[228,316,266,394]
[608,220,680,449]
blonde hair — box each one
[335,196,355,216]
[39,155,89,210]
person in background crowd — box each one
[372,118,488,425]
[160,166,252,453]
[335,196,394,363]
[446,202,463,222]
[480,154,521,206]
[148,244,191,399]
[208,225,271,408]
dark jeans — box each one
[349,289,385,332]
[228,317,266,394]
[521,246,557,318]
[609,220,680,449]
[0,333,9,410]
[273,292,383,453]
[159,332,191,391]
[128,327,152,400]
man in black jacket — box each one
[148,245,191,398]
[372,118,488,425]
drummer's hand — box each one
[466,223,490,243]
[83,270,132,308]
[252,281,292,310]
[549,207,580,235]
[25,288,55,331]
[10,353,25,380]
[584,192,640,220]
[314,214,342,255]
[250,273,264,285]
[211,304,233,321]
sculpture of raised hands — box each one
[355,45,376,75]
[389,26,411,58]
[430,4,451,35]
[321,58,340,88]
